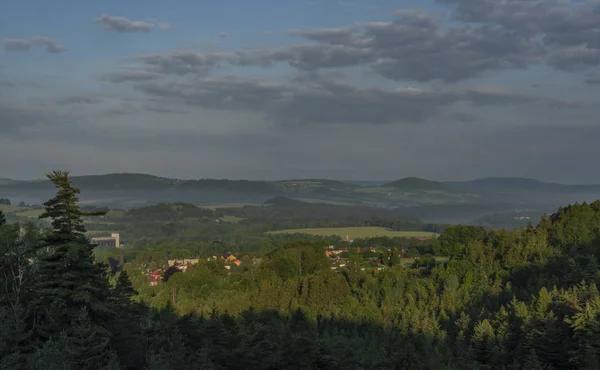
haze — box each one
[2,0,600,183]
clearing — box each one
[268,227,439,239]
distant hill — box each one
[384,177,449,191]
[264,196,308,206]
[0,178,24,186]
[3,172,600,213]
[0,173,278,194]
[343,180,387,187]
[445,177,600,192]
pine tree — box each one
[32,171,112,347]
[63,308,117,370]
[110,270,147,369]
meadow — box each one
[268,226,439,239]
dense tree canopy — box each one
[2,174,600,369]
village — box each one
[143,238,432,286]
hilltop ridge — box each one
[384,177,449,191]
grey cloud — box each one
[365,18,542,82]
[548,46,600,71]
[145,105,190,114]
[130,75,568,125]
[104,103,139,116]
[56,96,104,105]
[0,80,45,89]
[100,71,161,83]
[126,51,230,75]
[3,37,66,53]
[436,0,600,71]
[0,101,68,136]
[586,71,600,85]
[289,27,364,45]
[94,13,169,33]
[121,9,542,83]
[123,3,600,81]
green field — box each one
[0,205,27,213]
[268,227,439,239]
[220,215,246,223]
[15,209,44,218]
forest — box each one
[2,171,600,369]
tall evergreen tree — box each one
[109,270,147,369]
[32,171,112,350]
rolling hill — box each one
[445,177,600,192]
[2,173,600,227]
[384,177,450,192]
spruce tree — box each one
[109,270,147,369]
[33,171,111,346]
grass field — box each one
[15,209,44,218]
[0,205,27,213]
[0,205,44,219]
[220,215,246,223]
[268,227,439,239]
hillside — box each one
[3,172,600,228]
[0,178,24,185]
[383,177,449,191]
[445,177,600,192]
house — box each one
[167,258,200,272]
[221,253,241,266]
[91,233,120,248]
[148,270,162,286]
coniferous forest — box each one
[3,171,600,369]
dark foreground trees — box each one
[3,172,600,369]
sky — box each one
[1,0,600,183]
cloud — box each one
[119,3,600,82]
[435,0,600,71]
[56,95,104,105]
[144,104,190,114]
[0,100,69,136]
[586,71,600,85]
[100,71,162,83]
[125,50,232,75]
[94,13,170,33]
[3,37,66,53]
[126,74,573,126]
[118,9,542,83]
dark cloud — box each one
[118,9,541,83]
[56,96,104,105]
[436,0,600,71]
[3,37,66,53]
[0,101,68,136]
[100,71,162,83]
[128,75,572,125]
[586,71,600,85]
[126,51,231,75]
[0,80,45,89]
[104,103,139,116]
[144,105,190,114]
[122,2,600,82]
[289,27,363,45]
[94,13,170,33]
[365,14,542,82]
